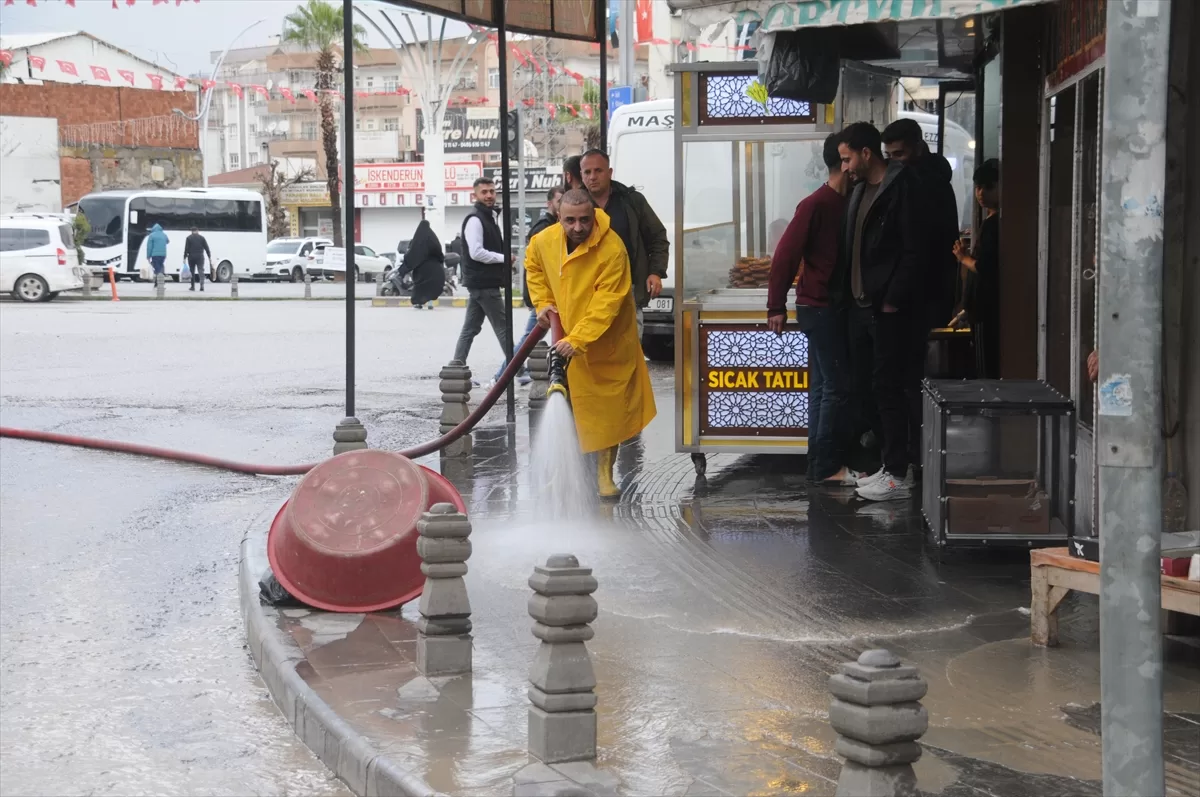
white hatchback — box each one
[0,216,85,302]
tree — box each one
[283,0,366,248]
[260,160,316,240]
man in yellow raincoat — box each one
[525,188,657,498]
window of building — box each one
[365,76,374,90]
[302,121,318,140]
[354,118,362,131]
[383,75,398,93]
[230,153,240,169]
[248,151,259,166]
[488,68,500,89]
[383,117,399,131]
[453,75,477,90]
[226,123,237,137]
[249,123,256,135]
[365,118,377,131]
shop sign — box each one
[416,107,500,154]
[1046,0,1106,90]
[483,167,563,192]
[354,162,483,192]
[698,326,809,437]
[281,182,330,205]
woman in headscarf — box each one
[398,219,445,309]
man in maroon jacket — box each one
[767,133,860,486]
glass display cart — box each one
[671,61,895,475]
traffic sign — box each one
[608,86,633,121]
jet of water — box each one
[529,393,596,520]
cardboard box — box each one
[945,477,1050,536]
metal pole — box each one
[618,0,636,89]
[598,0,608,151]
[497,5,516,423]
[517,109,527,279]
[343,0,357,419]
[1097,1,1171,795]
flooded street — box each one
[0,300,512,795]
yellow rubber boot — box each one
[597,445,621,499]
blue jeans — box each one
[493,309,538,381]
[150,256,165,275]
[797,305,850,480]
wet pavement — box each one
[3,297,1198,796]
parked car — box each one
[354,244,393,281]
[259,236,332,282]
[0,215,85,302]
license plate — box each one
[648,297,673,312]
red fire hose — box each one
[0,325,549,475]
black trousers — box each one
[849,304,911,477]
[188,259,205,288]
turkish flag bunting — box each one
[65,0,74,5]
[0,50,12,67]
[175,76,188,89]
[546,102,556,120]
[280,87,296,104]
[566,105,578,117]
[26,0,36,5]
[522,97,536,107]
[354,90,368,98]
[583,104,594,120]
[547,62,557,76]
[3,1,14,6]
[636,0,653,43]
[228,82,244,98]
[529,55,542,74]
[118,69,136,85]
[147,73,164,90]
[251,84,270,99]
[303,89,318,103]
[90,65,112,81]
[201,79,216,90]
[509,44,526,66]
[57,60,78,76]
[29,55,46,70]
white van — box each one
[608,101,976,356]
[0,215,85,302]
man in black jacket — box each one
[184,227,211,291]
[834,122,923,502]
[580,149,669,339]
[882,118,961,468]
[452,177,509,372]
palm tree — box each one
[283,0,366,247]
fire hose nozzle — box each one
[547,349,569,398]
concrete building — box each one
[0,31,193,93]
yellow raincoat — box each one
[525,208,657,453]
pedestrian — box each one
[563,155,583,191]
[834,122,922,502]
[579,148,669,340]
[953,159,1001,378]
[452,177,510,380]
[146,223,169,281]
[399,219,445,309]
[767,133,860,487]
[490,184,565,388]
[882,118,961,467]
[525,189,657,498]
[183,226,211,292]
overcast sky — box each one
[0,0,469,76]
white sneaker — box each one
[822,467,863,487]
[856,466,885,488]
[856,471,912,502]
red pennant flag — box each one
[547,62,557,76]
[685,41,697,52]
[3,1,14,6]
[0,50,12,67]
[509,44,526,66]
[228,82,243,98]
[174,76,188,90]
[126,0,136,5]
[65,0,75,5]
[118,69,136,85]
[571,71,584,87]
[648,37,669,46]
[302,89,318,103]
[28,55,46,71]
[636,0,653,43]
[26,0,36,5]
[90,65,112,81]
[146,73,164,90]
[583,104,594,120]
[508,100,515,110]
[201,78,216,91]
[545,102,557,121]
[354,90,368,98]
[566,104,578,117]
[522,97,536,108]
[251,84,270,99]
[529,55,542,74]
[280,87,296,104]
[57,60,78,77]
[153,0,167,3]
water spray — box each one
[546,310,569,399]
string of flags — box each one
[3,0,201,6]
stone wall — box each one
[59,145,203,206]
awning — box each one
[374,0,603,41]
[670,0,1058,33]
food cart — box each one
[671,60,895,475]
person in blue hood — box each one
[146,223,169,278]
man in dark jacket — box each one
[579,149,669,339]
[452,177,509,374]
[834,122,923,502]
[882,118,961,468]
[184,227,211,291]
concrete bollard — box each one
[375,271,385,297]
[439,360,473,458]
[331,416,368,455]
[155,273,165,299]
[416,504,473,676]
[304,274,312,299]
[81,272,92,299]
[527,341,550,412]
[230,271,239,299]
[527,554,598,764]
[829,649,928,797]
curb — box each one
[238,523,443,797]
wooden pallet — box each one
[1030,547,1200,646]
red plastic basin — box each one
[267,450,466,613]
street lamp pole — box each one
[173,19,265,188]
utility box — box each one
[922,379,1075,549]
